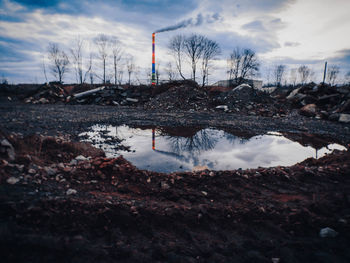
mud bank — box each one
[1,132,350,262]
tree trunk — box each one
[103,59,106,84]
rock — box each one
[300,104,317,117]
[286,87,301,100]
[1,139,15,161]
[66,188,77,195]
[319,227,338,238]
[215,105,228,112]
[339,113,350,123]
[271,258,280,263]
[38,98,49,104]
[44,167,57,176]
[28,168,36,174]
[192,165,209,172]
[7,177,20,184]
[232,83,252,92]
[126,98,138,103]
[75,155,88,161]
[329,113,340,121]
[160,181,170,190]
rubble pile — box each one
[211,84,288,116]
[24,83,67,104]
[144,80,210,111]
[285,83,350,122]
[1,132,350,262]
[69,85,153,106]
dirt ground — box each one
[1,101,350,262]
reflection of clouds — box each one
[79,125,347,173]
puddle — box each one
[79,125,346,173]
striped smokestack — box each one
[152,33,156,86]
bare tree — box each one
[345,71,350,84]
[165,62,177,81]
[183,34,205,82]
[327,65,340,85]
[168,34,186,80]
[42,55,48,83]
[88,53,94,84]
[70,37,84,84]
[111,38,123,85]
[273,64,286,87]
[156,63,160,85]
[298,65,311,85]
[201,38,221,87]
[94,34,112,84]
[126,56,135,85]
[47,43,69,83]
[289,68,297,86]
[227,48,259,85]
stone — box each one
[1,139,15,161]
[215,105,228,112]
[300,104,317,117]
[126,98,138,103]
[28,168,36,174]
[38,98,49,104]
[75,155,88,161]
[319,227,338,238]
[339,113,350,123]
[66,188,77,195]
[232,83,252,92]
[160,181,170,190]
[44,167,57,176]
[286,87,301,100]
[7,177,20,184]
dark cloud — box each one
[242,20,266,32]
[214,31,280,55]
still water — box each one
[79,125,346,173]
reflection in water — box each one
[79,125,346,173]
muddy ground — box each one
[1,100,350,263]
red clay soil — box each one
[1,133,350,263]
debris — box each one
[300,104,317,117]
[75,155,88,161]
[66,188,77,195]
[319,227,338,238]
[1,138,15,161]
[339,113,350,123]
[160,181,170,190]
[7,177,20,184]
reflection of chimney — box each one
[152,128,155,150]
[152,33,156,86]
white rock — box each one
[66,189,77,195]
[215,105,228,112]
[7,177,20,184]
[126,98,138,103]
[339,114,350,123]
[286,87,301,100]
[319,227,338,238]
[75,155,88,161]
[232,83,252,91]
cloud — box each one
[284,41,300,47]
[242,20,266,32]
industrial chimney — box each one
[152,33,156,86]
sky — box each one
[0,0,350,84]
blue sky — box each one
[1,0,350,84]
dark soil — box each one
[1,100,350,262]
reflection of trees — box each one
[168,129,218,155]
[225,134,248,145]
